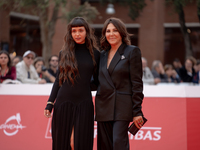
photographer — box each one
[33,57,55,83]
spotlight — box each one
[106,3,115,15]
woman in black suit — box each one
[95,18,144,150]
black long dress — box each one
[47,43,99,150]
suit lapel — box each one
[101,51,115,88]
[108,44,127,75]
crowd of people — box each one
[142,56,200,85]
[0,50,58,84]
[0,50,200,85]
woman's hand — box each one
[133,116,144,129]
[36,66,42,73]
[44,109,52,118]
[38,79,47,84]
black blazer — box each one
[95,44,144,122]
[179,66,195,82]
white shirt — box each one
[142,67,155,85]
[16,61,41,84]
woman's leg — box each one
[70,127,74,150]
[97,121,113,150]
[113,121,130,150]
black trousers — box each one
[97,121,130,150]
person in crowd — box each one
[9,52,16,62]
[0,50,16,83]
[164,64,181,83]
[151,60,168,84]
[95,17,144,150]
[33,57,55,83]
[12,56,22,66]
[142,57,154,84]
[193,59,200,84]
[44,17,100,150]
[179,56,196,83]
[47,55,59,79]
[16,50,46,84]
[173,58,182,75]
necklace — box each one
[1,67,8,77]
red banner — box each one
[0,85,200,150]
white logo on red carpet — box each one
[0,113,26,136]
[94,121,161,141]
[129,127,162,141]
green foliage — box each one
[197,0,200,15]
[165,0,194,13]
[63,2,99,23]
[0,0,68,13]
[126,0,146,20]
[0,0,6,6]
[0,0,98,22]
[0,0,12,8]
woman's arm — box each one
[129,47,144,117]
[45,69,60,113]
[43,70,56,83]
[90,49,100,91]
[45,52,62,113]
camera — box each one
[41,65,47,72]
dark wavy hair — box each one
[0,50,11,69]
[100,17,131,50]
[59,17,98,85]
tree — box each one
[197,0,200,22]
[64,1,99,23]
[166,0,193,59]
[0,0,99,64]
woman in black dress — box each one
[44,17,99,150]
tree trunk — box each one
[38,9,50,66]
[177,3,193,60]
[38,2,59,66]
[198,5,200,22]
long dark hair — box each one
[0,50,11,69]
[59,17,98,85]
[100,17,131,50]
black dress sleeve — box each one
[129,47,144,117]
[45,51,62,112]
[90,49,100,91]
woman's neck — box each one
[75,42,87,49]
[1,64,8,70]
[110,42,122,52]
